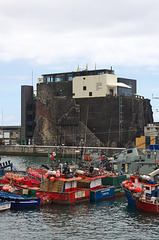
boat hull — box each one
[102,175,126,198]
[135,199,159,213]
[123,186,136,206]
[10,198,41,208]
[90,186,115,201]
[0,191,40,208]
[37,189,90,205]
[0,201,11,211]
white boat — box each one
[0,200,11,211]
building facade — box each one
[0,126,21,145]
[73,73,125,98]
[21,85,35,144]
[117,77,136,96]
[136,124,159,149]
[40,68,136,98]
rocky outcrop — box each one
[33,82,153,147]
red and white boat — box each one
[122,168,159,212]
[36,175,90,205]
[2,166,90,205]
[133,192,159,213]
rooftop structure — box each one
[40,68,136,97]
[42,68,115,83]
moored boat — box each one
[76,174,115,201]
[0,157,124,205]
[37,175,90,204]
[0,200,11,211]
[102,173,127,197]
[75,169,118,201]
[133,192,159,213]
[75,166,127,201]
[110,147,159,175]
[7,167,90,205]
[0,185,41,209]
[122,169,159,207]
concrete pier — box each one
[0,145,125,157]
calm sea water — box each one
[0,155,159,240]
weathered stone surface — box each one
[33,82,153,147]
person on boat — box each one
[63,162,70,174]
[51,160,57,170]
[141,185,146,199]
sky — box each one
[1,0,159,126]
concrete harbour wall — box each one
[0,145,125,157]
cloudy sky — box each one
[1,0,159,126]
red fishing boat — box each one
[122,168,159,209]
[133,191,159,213]
[3,166,90,205]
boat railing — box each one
[12,165,21,175]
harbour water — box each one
[1,155,159,240]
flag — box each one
[48,153,55,159]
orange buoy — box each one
[50,177,55,181]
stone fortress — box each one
[21,67,153,148]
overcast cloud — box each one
[0,0,159,66]
[1,0,159,125]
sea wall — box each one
[0,145,125,157]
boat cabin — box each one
[130,175,159,198]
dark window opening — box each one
[110,89,114,95]
[83,86,86,90]
[127,149,132,154]
[89,92,92,96]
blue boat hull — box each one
[0,191,40,208]
[123,187,136,206]
[10,198,41,208]
[90,186,115,201]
